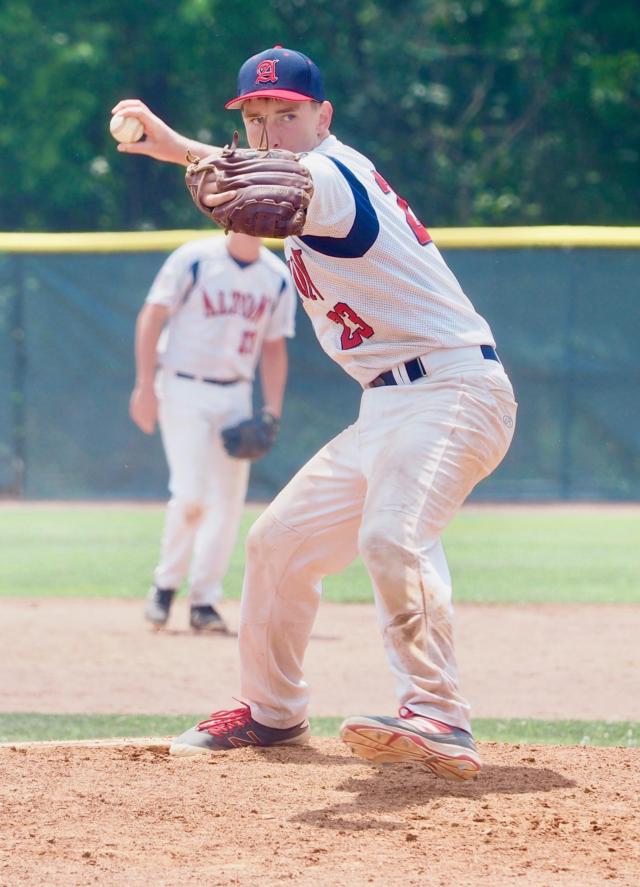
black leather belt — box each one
[367,345,500,389]
[175,371,241,386]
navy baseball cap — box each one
[225,46,325,110]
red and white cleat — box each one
[340,708,482,781]
[170,703,310,757]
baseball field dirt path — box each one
[1,598,639,720]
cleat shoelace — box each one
[196,703,252,735]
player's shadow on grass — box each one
[289,765,575,832]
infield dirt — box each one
[1,598,639,720]
[1,739,639,886]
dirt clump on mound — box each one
[1,739,638,886]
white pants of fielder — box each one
[154,371,252,605]
[239,347,517,734]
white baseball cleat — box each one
[340,708,482,781]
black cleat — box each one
[143,586,175,628]
[189,604,228,633]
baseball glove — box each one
[221,410,280,461]
[185,133,314,238]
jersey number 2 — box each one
[327,302,374,350]
[372,171,431,245]
[239,330,256,354]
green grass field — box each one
[1,504,638,603]
[1,503,638,746]
[0,714,637,748]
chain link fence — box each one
[1,228,638,501]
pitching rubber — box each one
[339,717,482,781]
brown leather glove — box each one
[185,133,314,238]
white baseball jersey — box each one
[287,135,495,386]
[147,237,296,380]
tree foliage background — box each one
[1,0,638,231]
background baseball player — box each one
[130,230,296,632]
[113,44,517,779]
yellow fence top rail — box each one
[0,226,639,253]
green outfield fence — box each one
[1,227,639,501]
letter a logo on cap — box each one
[256,59,279,83]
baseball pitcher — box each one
[114,45,517,779]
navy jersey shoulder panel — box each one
[270,275,288,313]
[181,259,200,304]
[299,157,379,258]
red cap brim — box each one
[225,89,315,110]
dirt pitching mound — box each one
[1,740,638,887]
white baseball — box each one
[109,114,144,143]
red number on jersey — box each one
[239,330,257,354]
[326,302,374,350]
[372,171,432,245]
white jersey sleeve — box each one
[146,240,205,313]
[298,153,355,238]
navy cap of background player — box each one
[225,46,325,110]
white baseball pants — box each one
[154,371,252,605]
[238,349,517,732]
